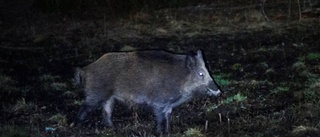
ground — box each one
[1,0,320,137]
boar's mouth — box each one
[207,88,221,96]
[205,82,221,96]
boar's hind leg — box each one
[102,97,115,127]
[153,107,172,134]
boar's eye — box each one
[199,72,204,76]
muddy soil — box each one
[1,0,320,137]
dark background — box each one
[1,0,320,136]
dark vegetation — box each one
[1,0,320,136]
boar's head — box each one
[184,50,221,97]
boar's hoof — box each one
[102,120,114,128]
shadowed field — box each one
[1,0,320,136]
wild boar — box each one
[75,49,221,134]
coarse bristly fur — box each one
[75,49,221,135]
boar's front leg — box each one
[77,94,102,125]
[102,97,115,127]
[153,106,172,135]
[77,104,93,124]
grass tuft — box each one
[49,113,68,127]
[11,98,37,113]
[184,127,205,137]
[213,73,231,87]
[306,53,320,61]
[292,61,307,71]
[207,93,247,112]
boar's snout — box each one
[207,81,222,96]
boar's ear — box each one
[196,50,203,59]
[186,54,196,69]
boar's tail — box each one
[73,67,83,87]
